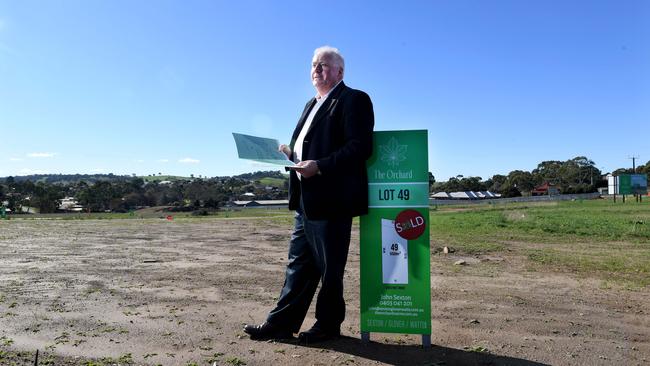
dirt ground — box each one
[0,216,648,366]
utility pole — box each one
[629,155,639,173]
[628,155,640,202]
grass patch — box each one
[6,207,296,223]
[258,177,287,187]
[226,357,247,366]
[431,200,650,245]
[431,200,650,286]
[140,175,190,182]
[527,247,650,287]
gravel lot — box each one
[0,216,648,365]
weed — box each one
[465,345,489,353]
[206,352,225,363]
[118,353,133,364]
[100,356,116,364]
[226,357,246,366]
[54,332,70,345]
[84,288,101,296]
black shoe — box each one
[243,322,292,341]
[298,326,340,344]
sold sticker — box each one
[394,209,426,240]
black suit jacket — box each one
[288,81,374,220]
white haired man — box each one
[244,46,375,344]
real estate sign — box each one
[360,130,431,341]
[609,174,648,195]
[619,174,648,195]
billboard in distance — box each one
[610,174,648,195]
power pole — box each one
[628,155,640,202]
[629,155,639,173]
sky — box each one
[1,0,648,181]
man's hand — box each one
[279,144,292,160]
[294,160,320,178]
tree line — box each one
[0,171,288,214]
[430,156,650,198]
[1,157,648,213]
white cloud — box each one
[9,157,23,161]
[157,159,169,163]
[27,152,56,158]
[90,168,105,173]
[134,159,145,163]
[179,158,200,164]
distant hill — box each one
[257,177,286,188]
[140,175,191,183]
[233,171,288,188]
[1,171,288,185]
[233,170,288,181]
[0,174,133,185]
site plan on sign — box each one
[232,132,296,167]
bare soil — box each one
[0,217,648,366]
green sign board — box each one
[618,174,648,195]
[360,130,431,343]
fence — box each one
[429,192,601,206]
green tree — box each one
[560,156,600,193]
[432,175,487,193]
[487,174,507,193]
[532,156,601,193]
[6,194,20,212]
[636,160,650,175]
[77,181,117,212]
[31,182,63,213]
[503,170,535,196]
[532,160,563,185]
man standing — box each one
[244,46,374,344]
